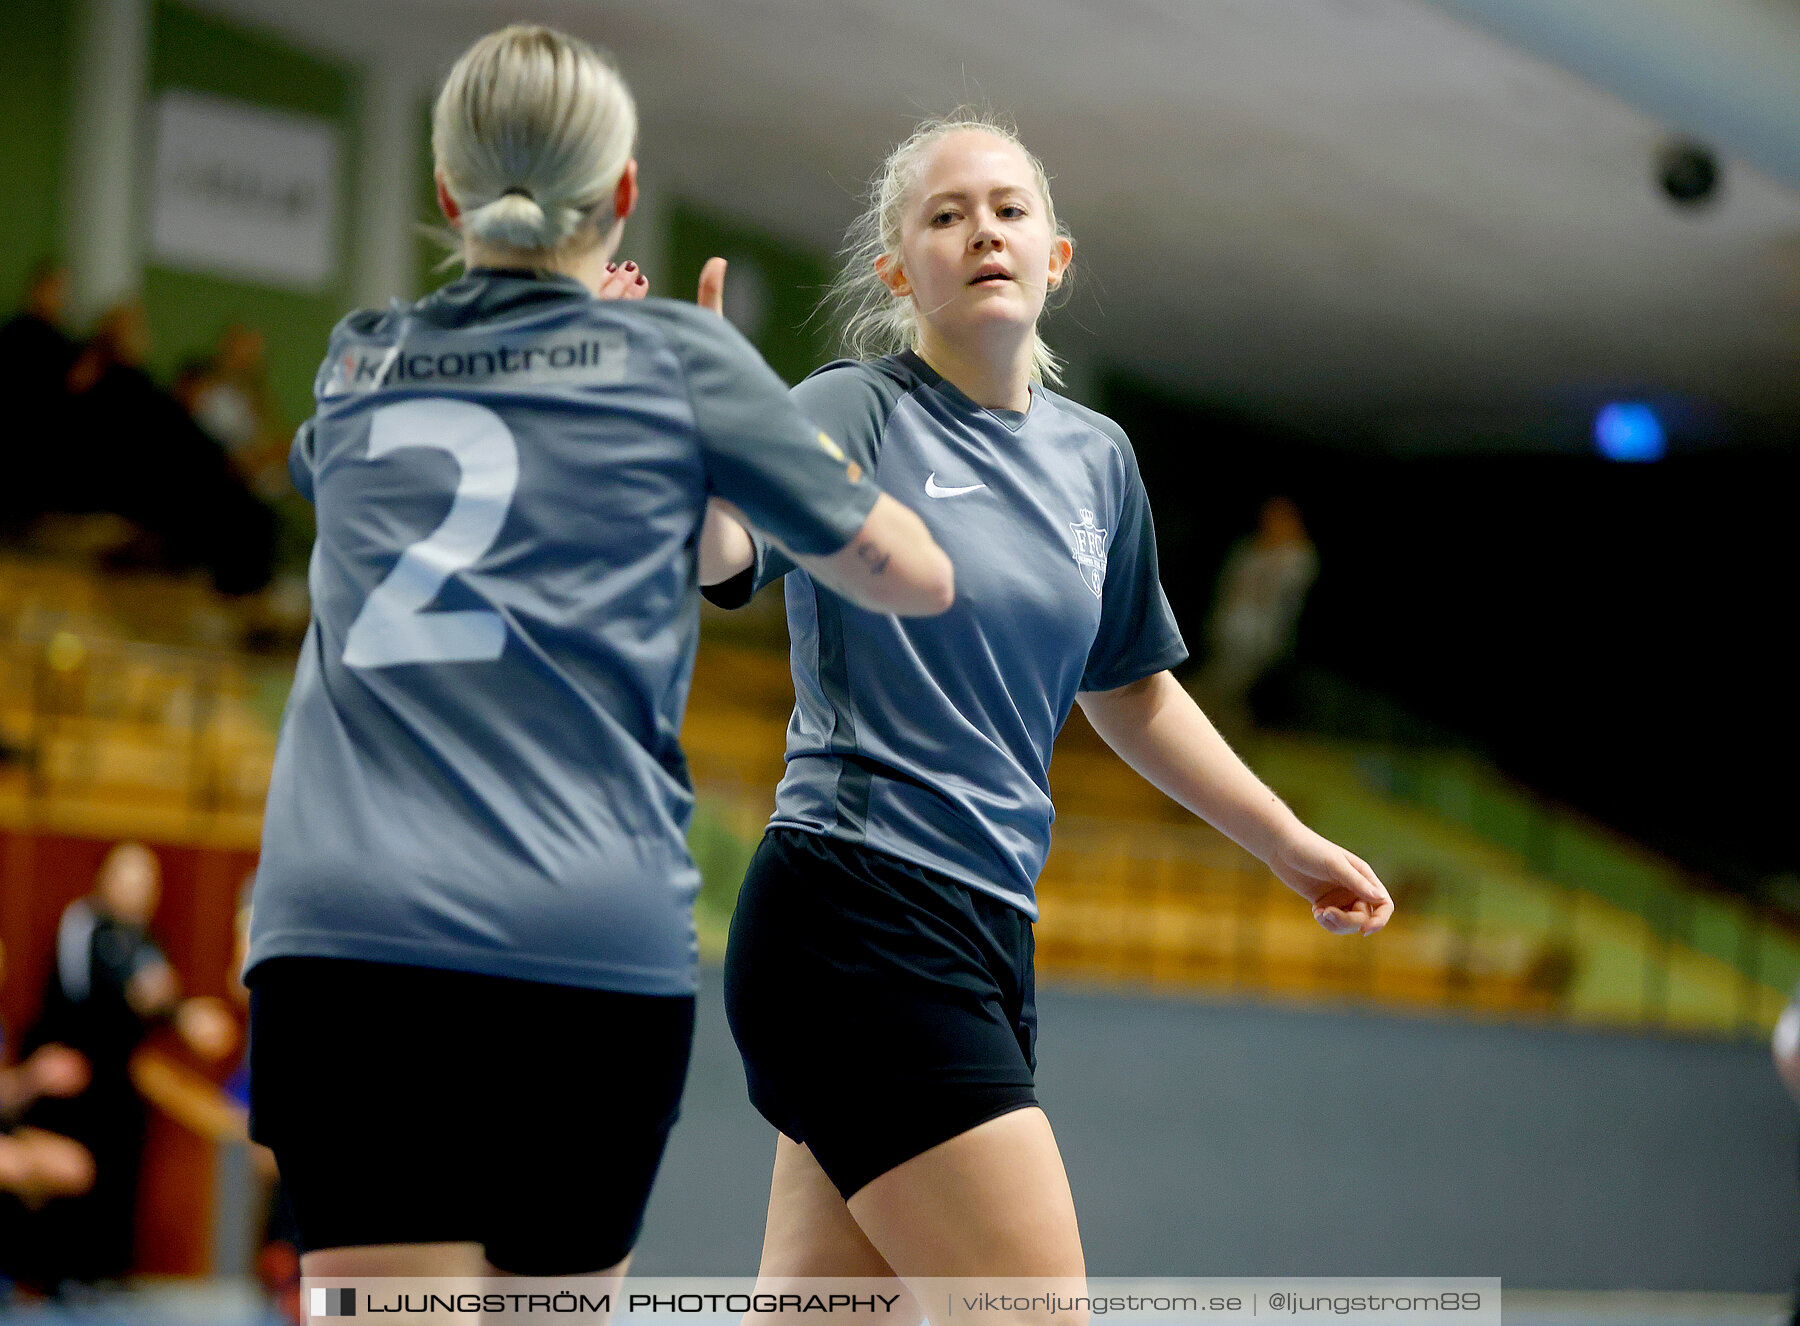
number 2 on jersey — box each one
[342,399,519,669]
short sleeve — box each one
[703,360,901,609]
[288,419,317,504]
[1081,439,1188,692]
[669,312,878,564]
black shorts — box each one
[724,828,1038,1199]
[247,956,693,1274]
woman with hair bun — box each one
[244,24,951,1284]
[701,114,1392,1310]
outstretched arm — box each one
[706,496,952,617]
[1077,670,1392,935]
[685,256,948,613]
[792,494,952,617]
[607,254,758,589]
[699,499,755,587]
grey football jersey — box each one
[707,352,1186,917]
[247,270,877,993]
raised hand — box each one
[696,256,727,315]
[595,260,649,301]
[593,256,725,310]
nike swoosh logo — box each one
[925,473,987,499]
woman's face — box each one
[883,130,1071,354]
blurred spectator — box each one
[0,260,75,377]
[1195,495,1319,745]
[175,323,290,501]
[0,936,96,1301]
[0,262,79,529]
[0,281,279,593]
[60,300,278,595]
[13,843,235,1290]
[0,935,95,1199]
[1773,984,1800,1326]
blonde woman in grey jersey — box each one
[244,25,952,1291]
[700,116,1393,1317]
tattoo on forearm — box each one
[855,539,890,575]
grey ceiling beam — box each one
[1423,0,1800,191]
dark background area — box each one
[1105,379,1799,898]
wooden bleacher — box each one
[0,558,274,848]
[4,556,1568,1027]
[685,641,1562,1015]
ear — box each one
[1046,236,1074,289]
[435,171,462,229]
[874,253,910,297]
[613,158,639,222]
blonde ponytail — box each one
[432,24,637,258]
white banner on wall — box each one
[148,89,341,291]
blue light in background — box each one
[1594,403,1666,461]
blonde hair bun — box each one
[432,24,637,256]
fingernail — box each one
[606,261,617,272]
[635,274,647,284]
[624,261,637,272]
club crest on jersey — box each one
[1069,508,1107,597]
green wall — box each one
[0,0,74,307]
[142,0,359,427]
[666,201,836,386]
[7,0,833,422]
